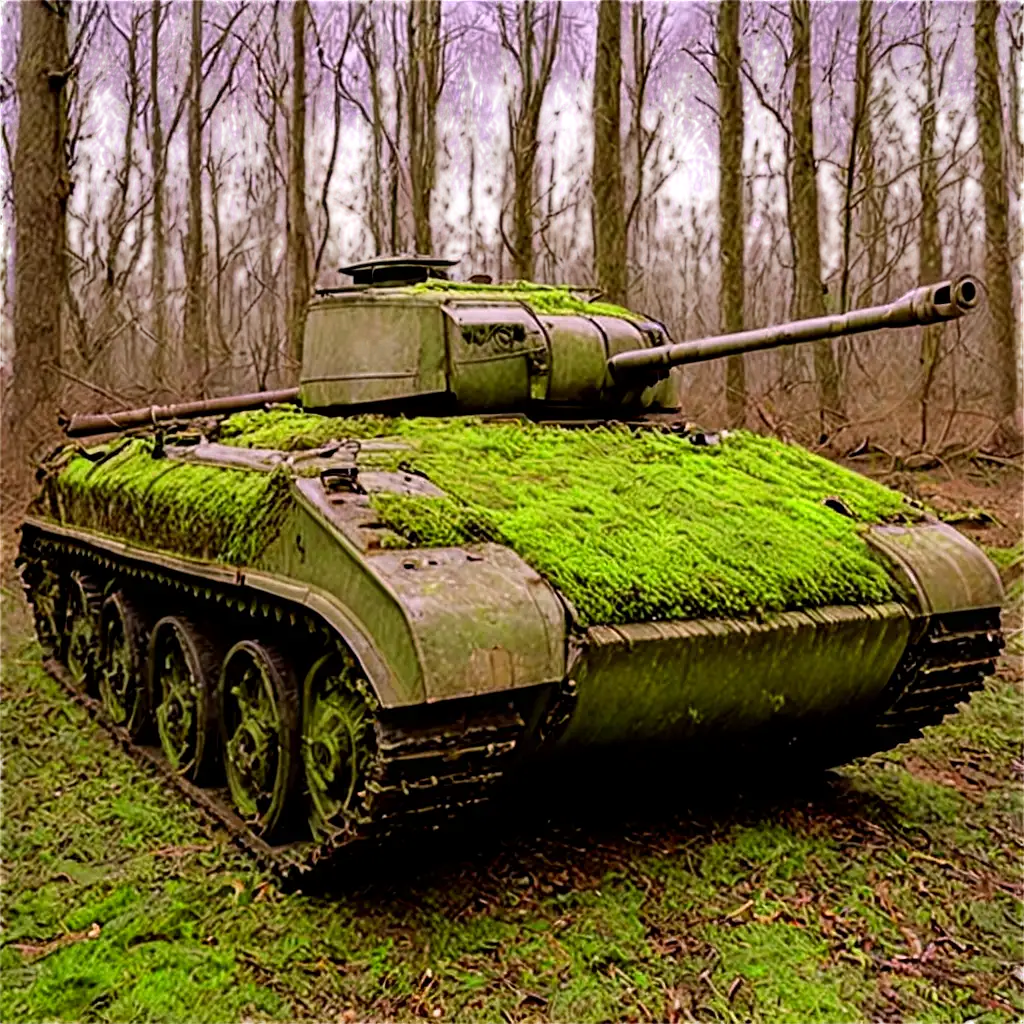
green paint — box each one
[39,438,291,565]
[218,409,917,625]
[404,279,645,321]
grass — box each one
[215,412,920,624]
[2,567,1021,1022]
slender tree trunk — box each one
[150,0,167,391]
[10,0,69,450]
[718,0,745,427]
[974,0,1020,443]
[407,0,441,254]
[592,0,626,305]
[287,0,309,370]
[502,2,561,281]
[789,0,843,432]
[853,0,878,308]
[183,0,205,391]
[918,6,942,448]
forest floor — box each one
[1,458,1021,1024]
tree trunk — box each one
[150,0,167,391]
[853,0,878,308]
[717,0,745,427]
[407,0,441,254]
[789,0,843,431]
[974,0,1020,443]
[918,5,942,448]
[592,0,626,306]
[183,0,205,392]
[10,0,69,450]
[501,1,561,281]
[287,0,309,370]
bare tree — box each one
[974,0,1020,445]
[717,0,745,426]
[789,0,843,433]
[592,0,626,305]
[497,0,562,280]
[406,0,443,254]
[9,0,71,449]
[183,0,204,388]
[287,0,310,366]
[917,3,942,448]
[149,0,167,385]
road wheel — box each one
[65,572,103,693]
[220,640,299,837]
[99,592,151,739]
[149,616,220,781]
[301,652,376,841]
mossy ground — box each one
[217,410,915,624]
[37,438,292,566]
[2,560,1021,1023]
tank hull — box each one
[17,420,1004,876]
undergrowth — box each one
[2,586,1021,1023]
[217,410,917,624]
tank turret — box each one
[65,259,981,437]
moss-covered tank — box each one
[18,256,1004,877]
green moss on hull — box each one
[40,439,291,566]
[217,409,916,625]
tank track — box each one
[18,529,532,884]
[854,605,1004,756]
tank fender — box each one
[866,522,1004,616]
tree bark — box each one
[592,0,626,306]
[10,0,70,450]
[974,0,1020,442]
[852,0,879,308]
[500,1,562,281]
[183,0,205,391]
[287,0,310,369]
[789,0,843,430]
[407,0,441,254]
[717,0,745,427]
[150,0,167,390]
[918,5,942,448]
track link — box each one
[853,606,1003,757]
[20,529,531,884]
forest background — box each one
[1,0,1021,467]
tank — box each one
[18,256,1003,879]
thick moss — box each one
[219,409,917,625]
[216,409,395,451]
[42,438,291,565]
[404,279,644,321]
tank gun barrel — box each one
[63,387,301,438]
[607,276,980,383]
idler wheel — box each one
[65,572,103,693]
[149,617,220,781]
[26,560,66,659]
[219,640,299,837]
[301,652,376,841]
[99,592,151,739]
